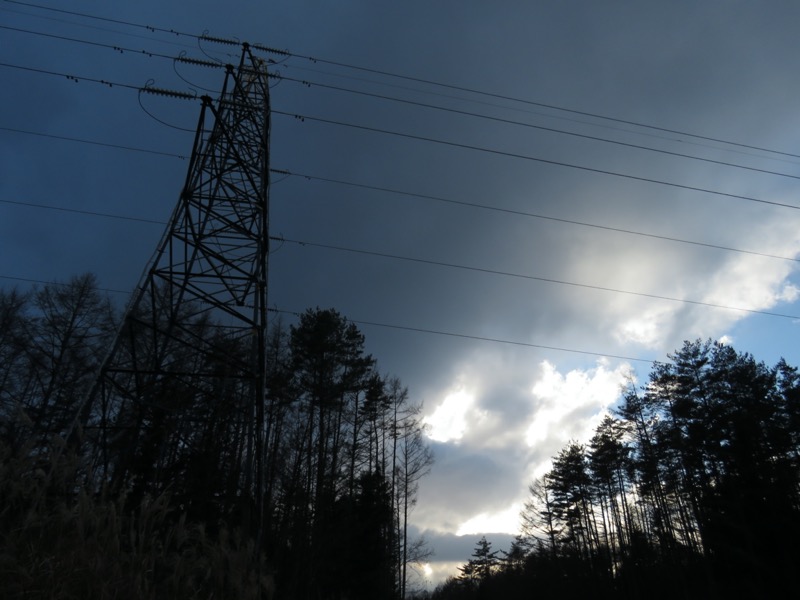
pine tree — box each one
[459,536,499,585]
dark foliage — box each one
[433,340,800,600]
[0,278,432,599]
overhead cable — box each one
[0,198,167,224]
[269,308,653,364]
[273,236,800,321]
[5,16,796,178]
[0,60,141,90]
[5,0,798,160]
[264,54,800,162]
[2,0,196,38]
[0,272,654,363]
[0,274,128,295]
[10,15,795,178]
[2,116,796,261]
[280,169,800,263]
[1,23,179,61]
[279,63,800,167]
[274,110,800,212]
[274,73,800,182]
[4,196,794,319]
[0,60,196,99]
[0,126,187,159]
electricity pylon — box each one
[79,44,270,521]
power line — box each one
[274,110,800,212]
[0,23,181,60]
[7,46,797,194]
[268,55,800,162]
[6,0,799,162]
[0,271,656,363]
[281,62,800,168]
[5,195,793,320]
[4,111,796,263]
[0,60,143,91]
[274,73,800,182]
[2,0,197,39]
[1,23,229,73]
[0,126,187,159]
[7,54,796,206]
[4,3,796,351]
[281,169,800,263]
[0,198,167,224]
[6,17,796,181]
[0,59,199,100]
[4,103,798,259]
[3,144,797,263]
[0,271,654,363]
[270,308,654,364]
[6,121,795,263]
[1,3,197,51]
[0,274,128,295]
[274,236,800,321]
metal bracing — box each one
[80,45,270,515]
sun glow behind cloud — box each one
[424,388,475,443]
[456,502,523,536]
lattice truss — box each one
[83,45,271,492]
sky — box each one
[3,0,800,589]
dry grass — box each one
[0,440,273,599]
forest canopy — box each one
[0,275,432,599]
[4,275,800,599]
[433,339,800,600]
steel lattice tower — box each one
[80,45,270,517]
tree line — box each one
[433,339,800,599]
[0,274,432,599]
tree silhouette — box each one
[436,339,800,600]
[459,536,499,586]
[0,280,432,600]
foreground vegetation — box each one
[5,275,798,598]
[0,275,432,599]
[434,340,800,599]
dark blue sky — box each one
[3,0,800,586]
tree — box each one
[0,276,434,600]
[396,405,434,597]
[0,276,115,459]
[520,474,560,557]
[548,442,602,569]
[260,308,432,599]
[499,535,530,574]
[588,415,634,569]
[436,341,800,600]
[0,287,31,449]
[459,536,499,586]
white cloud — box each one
[702,255,795,315]
[456,502,523,536]
[424,560,462,589]
[415,358,634,538]
[614,305,674,348]
[525,359,632,449]
[414,529,519,590]
[778,283,800,303]
[423,387,475,443]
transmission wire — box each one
[272,236,800,321]
[274,110,800,212]
[2,117,797,262]
[5,0,799,161]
